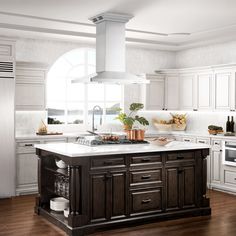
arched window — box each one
[47,48,123,126]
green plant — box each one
[115,103,149,129]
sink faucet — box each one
[92,105,103,132]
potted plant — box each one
[116,103,149,140]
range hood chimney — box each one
[72,12,149,84]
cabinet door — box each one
[90,173,107,222]
[16,153,38,186]
[181,166,195,208]
[166,167,180,210]
[214,71,231,110]
[15,83,45,110]
[110,172,127,219]
[197,73,213,110]
[179,74,196,110]
[165,75,179,110]
[211,151,221,184]
[145,76,165,110]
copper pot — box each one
[127,129,145,141]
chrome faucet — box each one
[92,105,103,132]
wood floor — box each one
[0,190,236,236]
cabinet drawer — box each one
[130,189,162,214]
[130,155,162,166]
[91,157,125,169]
[130,169,162,186]
[224,170,236,185]
[166,152,194,162]
[196,138,210,144]
[17,141,40,154]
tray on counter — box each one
[36,132,63,136]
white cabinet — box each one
[196,72,213,110]
[0,38,15,60]
[179,74,196,110]
[16,137,67,195]
[213,70,232,111]
[16,141,40,195]
[142,74,165,110]
[15,62,48,111]
[165,75,179,110]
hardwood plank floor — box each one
[0,190,236,236]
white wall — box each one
[176,40,236,68]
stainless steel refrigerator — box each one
[0,67,15,198]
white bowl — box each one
[55,159,68,169]
[50,197,69,212]
[64,207,69,218]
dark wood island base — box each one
[35,148,211,236]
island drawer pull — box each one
[141,158,150,162]
[141,175,151,179]
[178,170,184,174]
[177,156,184,160]
[24,144,33,147]
[142,199,152,204]
[198,141,205,144]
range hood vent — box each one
[72,12,149,84]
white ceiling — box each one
[0,0,236,50]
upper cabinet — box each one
[179,73,196,110]
[154,64,236,112]
[142,74,165,110]
[213,69,233,111]
[196,71,213,111]
[164,74,179,110]
[15,62,48,111]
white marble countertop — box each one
[34,141,210,157]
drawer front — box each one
[17,141,40,154]
[130,155,162,166]
[166,152,194,162]
[130,169,162,185]
[224,170,236,185]
[91,157,125,169]
[130,189,162,214]
[196,138,210,145]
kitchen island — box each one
[35,141,211,236]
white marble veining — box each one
[34,141,210,158]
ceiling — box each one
[0,0,236,50]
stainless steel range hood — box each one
[72,12,149,84]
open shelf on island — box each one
[44,166,69,177]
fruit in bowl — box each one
[149,137,173,146]
[171,113,187,131]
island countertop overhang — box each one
[35,141,210,158]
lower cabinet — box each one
[90,170,127,222]
[166,165,195,211]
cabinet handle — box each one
[230,110,235,112]
[141,158,150,162]
[193,109,198,111]
[165,109,168,111]
[220,149,222,152]
[178,170,184,174]
[142,199,152,204]
[24,144,33,147]
[177,156,184,160]
[198,141,205,144]
[141,175,151,180]
[184,139,190,142]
